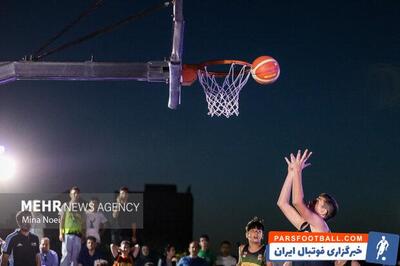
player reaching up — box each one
[277,149,338,232]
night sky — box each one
[0,0,399,248]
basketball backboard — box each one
[0,0,279,117]
[0,0,184,109]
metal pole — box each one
[0,61,169,85]
[168,0,184,109]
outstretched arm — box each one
[110,243,119,258]
[277,166,306,230]
[290,150,328,232]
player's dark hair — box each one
[87,236,97,243]
[220,240,231,247]
[319,193,339,221]
[199,234,210,241]
[189,240,199,248]
[245,217,264,232]
[164,244,175,255]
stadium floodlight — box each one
[0,146,16,180]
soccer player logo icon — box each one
[366,232,399,266]
[376,236,389,260]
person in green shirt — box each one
[198,234,216,266]
[59,186,86,266]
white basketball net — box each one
[198,63,251,118]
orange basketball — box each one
[251,56,280,85]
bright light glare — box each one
[0,155,16,180]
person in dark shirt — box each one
[158,244,177,266]
[1,210,40,266]
[78,236,105,266]
[111,187,137,245]
[237,217,267,266]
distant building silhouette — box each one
[139,184,193,252]
[0,184,193,259]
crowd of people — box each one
[0,184,250,266]
[0,150,350,266]
[0,204,246,266]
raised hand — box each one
[285,149,312,172]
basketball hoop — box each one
[181,56,280,118]
[183,60,252,118]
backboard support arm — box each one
[0,0,184,109]
[0,61,169,84]
[168,0,184,109]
